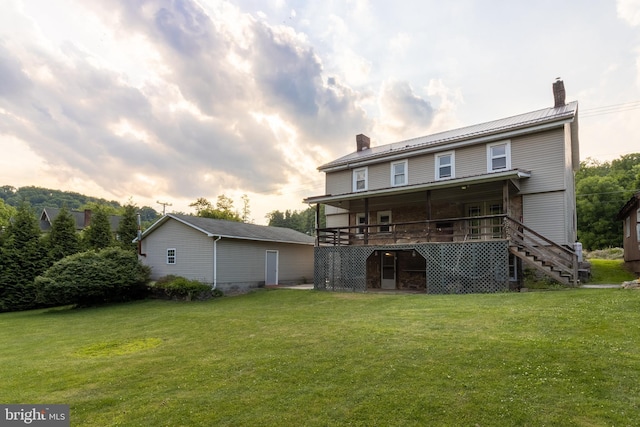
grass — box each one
[588,258,637,284]
[2,289,640,426]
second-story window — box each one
[487,141,511,172]
[353,167,368,192]
[391,160,408,186]
[436,152,454,180]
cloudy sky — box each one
[1,0,639,223]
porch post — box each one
[315,203,320,247]
[502,181,510,217]
[364,198,369,245]
[503,181,509,239]
[426,190,432,241]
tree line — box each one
[576,153,640,250]
[0,202,146,312]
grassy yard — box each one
[588,258,637,284]
[2,289,640,426]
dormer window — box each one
[436,151,455,180]
[487,141,511,172]
[353,167,368,192]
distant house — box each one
[304,80,581,293]
[136,214,315,292]
[616,192,640,275]
[39,208,121,233]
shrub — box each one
[150,276,222,301]
[35,247,150,307]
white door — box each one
[265,250,279,285]
[381,251,396,289]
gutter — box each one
[212,236,222,290]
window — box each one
[627,217,631,238]
[487,141,511,172]
[436,151,455,180]
[356,213,367,235]
[378,211,391,233]
[167,248,176,264]
[391,160,408,186]
[353,167,368,192]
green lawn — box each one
[2,289,640,426]
[588,258,637,284]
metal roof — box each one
[140,214,315,245]
[320,101,578,170]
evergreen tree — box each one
[83,207,113,250]
[0,202,48,311]
[46,206,80,262]
[117,204,139,252]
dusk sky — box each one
[1,0,639,223]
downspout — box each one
[137,213,146,257]
[212,236,222,290]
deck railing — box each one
[316,215,578,286]
[317,214,508,246]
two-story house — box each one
[304,80,580,294]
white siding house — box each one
[137,214,315,292]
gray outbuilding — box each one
[137,214,315,292]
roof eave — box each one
[305,169,531,205]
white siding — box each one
[522,192,568,245]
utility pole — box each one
[157,201,172,215]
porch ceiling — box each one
[304,169,530,207]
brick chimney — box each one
[356,134,370,152]
[84,209,92,227]
[553,78,566,108]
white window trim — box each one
[487,140,511,172]
[356,213,367,236]
[435,151,455,181]
[390,160,408,187]
[353,167,368,192]
[626,217,631,238]
[377,211,392,233]
[167,248,176,265]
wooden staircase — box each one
[505,217,579,286]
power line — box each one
[580,100,640,118]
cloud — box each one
[617,0,640,25]
[0,0,375,215]
[375,80,436,142]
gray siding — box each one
[522,192,567,245]
[141,219,214,283]
[513,129,566,194]
[217,239,314,285]
[325,206,349,228]
[326,169,351,195]
[454,144,486,178]
[141,219,314,290]
[408,154,434,185]
[368,163,389,190]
